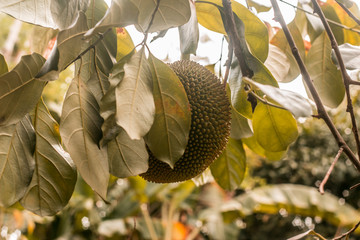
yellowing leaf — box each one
[253,102,298,152]
[116,28,135,61]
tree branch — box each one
[65,28,112,70]
[270,0,360,172]
[333,220,360,240]
[311,0,360,161]
[335,0,360,26]
[319,147,343,194]
[221,0,253,78]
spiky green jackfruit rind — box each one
[140,60,231,183]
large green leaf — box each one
[0,53,46,126]
[108,128,149,178]
[253,102,298,152]
[196,0,268,62]
[145,54,191,168]
[60,76,109,199]
[100,52,134,145]
[305,32,345,108]
[136,0,191,33]
[0,0,56,28]
[0,116,35,207]
[20,100,77,216]
[244,78,313,118]
[115,48,155,140]
[270,21,305,83]
[223,184,360,228]
[84,0,139,37]
[179,0,199,56]
[0,0,88,29]
[51,0,89,30]
[210,138,246,191]
[77,0,117,102]
[0,54,8,75]
[36,12,89,79]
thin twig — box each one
[332,220,360,240]
[270,0,360,172]
[127,217,137,240]
[319,147,344,194]
[221,0,253,78]
[279,0,360,35]
[335,0,360,26]
[349,80,360,86]
[64,28,112,70]
[350,182,360,190]
[222,39,233,87]
[142,0,161,44]
[248,91,287,111]
[311,0,360,161]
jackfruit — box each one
[141,60,231,183]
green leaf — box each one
[51,0,89,30]
[332,43,360,70]
[20,100,77,216]
[179,1,199,56]
[210,138,246,191]
[77,1,117,102]
[229,71,252,119]
[84,0,140,37]
[60,76,109,199]
[0,116,35,207]
[108,128,148,178]
[115,48,155,140]
[136,0,191,33]
[253,102,298,152]
[146,54,191,168]
[224,184,360,228]
[100,52,134,145]
[305,32,345,108]
[270,21,305,82]
[0,53,46,126]
[264,44,290,83]
[230,107,253,139]
[0,0,56,28]
[0,54,8,75]
[242,135,285,161]
[196,0,269,62]
[36,12,89,79]
[244,78,313,118]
